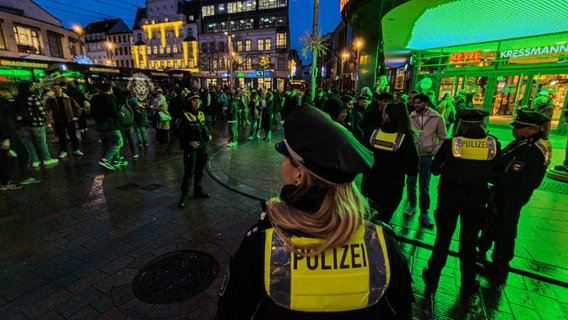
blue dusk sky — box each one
[32,0,341,62]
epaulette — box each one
[243,212,272,239]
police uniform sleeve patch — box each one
[511,160,525,172]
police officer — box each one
[177,94,211,209]
[216,106,414,319]
[478,110,551,277]
[423,110,500,297]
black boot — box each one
[422,267,439,295]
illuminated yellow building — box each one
[132,0,200,72]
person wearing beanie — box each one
[322,97,347,126]
[216,105,414,319]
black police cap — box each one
[275,106,373,184]
[457,109,489,121]
[511,109,550,127]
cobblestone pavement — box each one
[0,122,567,319]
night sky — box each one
[32,0,341,63]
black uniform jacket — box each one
[216,214,414,320]
[431,135,501,205]
[494,131,549,202]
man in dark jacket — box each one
[44,84,83,159]
[90,82,125,170]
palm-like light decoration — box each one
[299,30,330,97]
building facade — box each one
[131,0,200,73]
[84,19,134,67]
[198,0,290,90]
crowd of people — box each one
[0,78,557,318]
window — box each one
[173,44,178,53]
[278,57,287,70]
[47,31,63,57]
[14,25,41,54]
[166,45,171,53]
[69,39,78,56]
[219,41,225,53]
[259,0,286,9]
[245,57,252,70]
[202,5,215,17]
[258,39,264,51]
[237,41,243,52]
[202,42,208,53]
[159,46,164,54]
[153,46,158,54]
[265,38,271,50]
[119,47,123,55]
[147,46,151,54]
[276,33,287,49]
[245,40,251,51]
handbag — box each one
[158,111,172,121]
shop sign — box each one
[0,60,49,69]
[237,72,244,77]
[449,50,481,65]
[221,72,229,77]
[89,67,120,74]
[500,44,568,59]
[246,72,256,77]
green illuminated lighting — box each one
[407,0,568,50]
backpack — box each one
[118,102,134,126]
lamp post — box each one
[354,40,362,92]
[341,51,349,91]
[106,42,114,66]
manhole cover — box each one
[132,250,218,304]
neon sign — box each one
[449,50,481,65]
[500,44,568,59]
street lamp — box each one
[354,40,363,92]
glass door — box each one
[526,74,568,130]
[490,75,527,117]
[463,75,488,110]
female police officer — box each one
[216,106,414,319]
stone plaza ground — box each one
[1,121,567,319]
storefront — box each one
[411,32,568,131]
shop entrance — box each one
[527,74,568,130]
[491,75,528,117]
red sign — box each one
[449,50,481,65]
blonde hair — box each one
[266,170,370,257]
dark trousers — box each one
[478,190,527,270]
[180,145,207,196]
[54,121,79,152]
[368,174,404,224]
[120,127,137,156]
[428,201,483,288]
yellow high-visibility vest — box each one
[264,222,390,312]
[452,136,497,160]
[370,129,405,151]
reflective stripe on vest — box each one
[534,138,552,165]
[264,222,390,312]
[183,111,205,123]
[452,136,496,160]
[370,130,405,151]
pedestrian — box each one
[422,109,500,299]
[216,105,414,319]
[477,110,551,279]
[90,82,125,171]
[131,97,149,147]
[226,93,239,147]
[260,90,274,140]
[13,82,58,168]
[44,84,84,159]
[403,93,447,228]
[176,94,211,208]
[151,89,170,144]
[367,102,419,224]
[362,92,394,145]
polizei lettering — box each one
[462,140,487,148]
[293,244,368,270]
